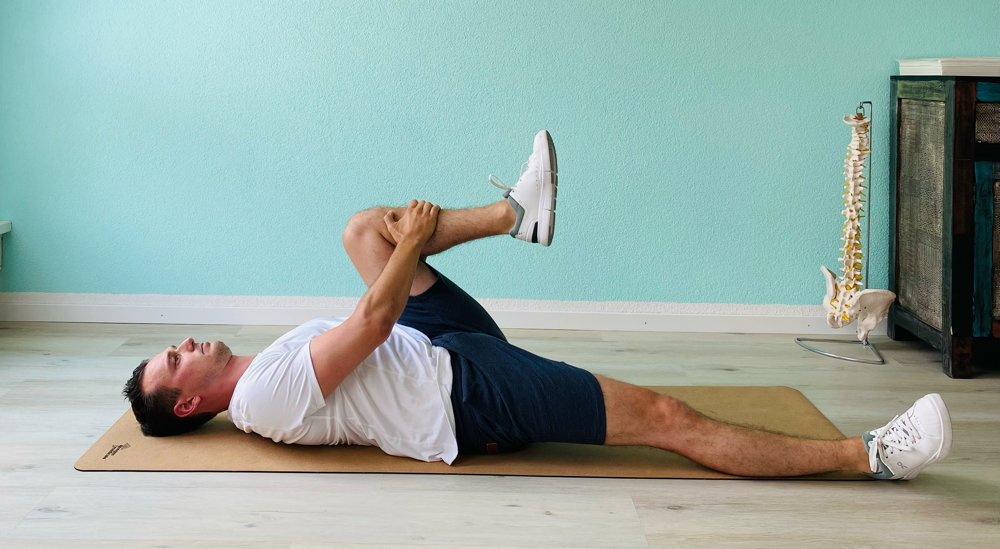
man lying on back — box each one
[124,130,952,480]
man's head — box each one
[122,337,233,436]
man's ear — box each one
[174,395,202,418]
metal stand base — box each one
[794,337,886,365]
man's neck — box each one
[207,353,256,414]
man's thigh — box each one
[595,374,687,447]
[395,263,508,342]
[441,333,606,453]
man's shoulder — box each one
[228,344,326,435]
[232,317,351,407]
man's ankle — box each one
[847,436,876,473]
[497,199,517,234]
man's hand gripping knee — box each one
[382,200,440,252]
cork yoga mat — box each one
[75,386,868,480]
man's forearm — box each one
[354,237,424,331]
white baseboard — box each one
[0,292,886,335]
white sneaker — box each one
[863,393,953,480]
[489,129,558,246]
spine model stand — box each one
[820,112,896,342]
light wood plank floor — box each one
[0,321,997,548]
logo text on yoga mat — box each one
[102,443,130,460]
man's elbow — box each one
[353,310,394,343]
[373,318,394,342]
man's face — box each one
[141,337,233,412]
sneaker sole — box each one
[537,130,558,246]
[900,393,953,480]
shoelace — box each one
[867,413,920,473]
[489,161,530,192]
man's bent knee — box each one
[343,207,390,245]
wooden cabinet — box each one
[888,76,999,378]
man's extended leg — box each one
[597,375,952,478]
[342,200,515,295]
[595,375,873,476]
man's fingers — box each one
[401,200,439,220]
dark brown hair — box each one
[122,358,216,436]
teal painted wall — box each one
[1,1,996,303]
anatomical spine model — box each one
[821,113,896,341]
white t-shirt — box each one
[226,317,459,464]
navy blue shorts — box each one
[396,263,607,454]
